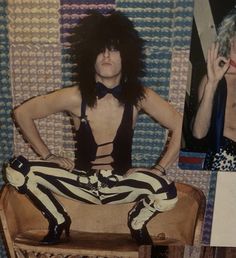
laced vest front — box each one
[74,99,134,174]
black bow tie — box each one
[96,82,122,99]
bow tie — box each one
[96,82,122,99]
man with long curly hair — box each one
[192,9,236,171]
[5,11,181,246]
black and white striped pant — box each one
[6,158,178,230]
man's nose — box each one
[103,48,110,58]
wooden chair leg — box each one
[168,245,185,258]
[139,245,152,258]
[150,245,185,258]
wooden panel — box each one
[194,0,216,60]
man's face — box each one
[95,47,122,84]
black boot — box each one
[151,245,168,258]
[40,215,71,245]
[6,156,72,245]
[129,225,153,246]
[25,187,72,245]
[128,197,160,246]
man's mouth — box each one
[102,62,112,65]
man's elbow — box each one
[13,106,30,125]
[13,106,23,123]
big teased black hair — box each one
[69,11,146,107]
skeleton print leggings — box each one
[5,156,178,230]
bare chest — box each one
[71,98,138,144]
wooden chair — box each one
[0,182,205,258]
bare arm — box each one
[192,43,230,139]
[192,75,216,138]
[13,86,80,170]
[140,87,182,170]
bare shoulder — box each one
[138,87,181,129]
[62,85,81,102]
[55,85,80,98]
[139,87,163,109]
[49,85,81,107]
[36,85,82,114]
[143,87,158,97]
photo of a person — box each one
[192,9,236,171]
[4,11,181,247]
